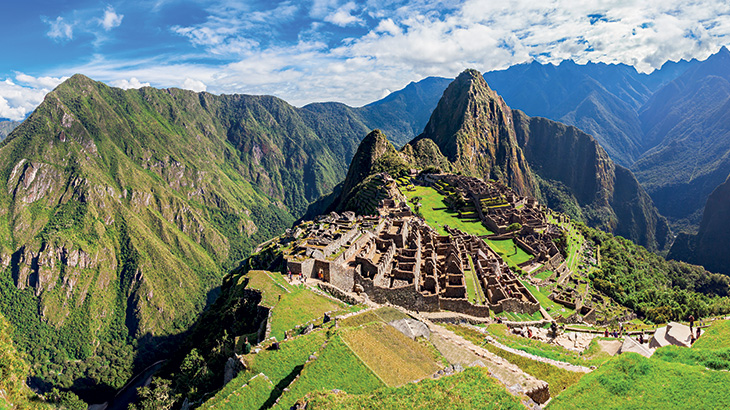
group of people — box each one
[287,269,307,284]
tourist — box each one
[697,327,701,340]
[689,314,695,332]
[604,329,609,338]
[638,333,644,344]
[243,337,252,354]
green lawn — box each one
[305,366,524,410]
[486,239,532,267]
[402,186,492,236]
[534,270,554,280]
[272,334,386,409]
[202,330,328,410]
[402,186,533,269]
[692,319,730,350]
[521,280,575,318]
[547,353,730,410]
[467,255,486,304]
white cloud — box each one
[111,77,150,89]
[44,16,74,42]
[181,78,207,92]
[325,2,363,26]
[100,6,124,31]
[0,74,67,121]
[14,0,730,115]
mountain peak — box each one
[414,69,535,195]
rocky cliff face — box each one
[413,69,535,196]
[669,174,730,275]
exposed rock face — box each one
[413,69,536,196]
[669,174,730,275]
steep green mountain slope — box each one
[668,173,730,276]
[632,47,730,229]
[0,312,50,410]
[412,69,536,196]
[0,74,377,401]
[0,120,20,142]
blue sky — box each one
[1,0,730,120]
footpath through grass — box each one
[443,324,583,397]
[304,366,524,410]
[480,323,610,367]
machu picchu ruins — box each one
[281,172,580,320]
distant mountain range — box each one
[0,120,20,141]
[351,48,730,236]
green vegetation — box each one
[692,320,730,350]
[580,223,730,323]
[305,366,523,410]
[201,330,328,410]
[401,185,492,236]
[442,324,583,396]
[548,353,730,410]
[203,374,274,410]
[521,281,576,318]
[0,312,49,409]
[272,334,385,409]
[487,239,532,267]
[245,270,358,341]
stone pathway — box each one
[464,324,592,373]
[414,314,550,405]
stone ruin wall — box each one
[353,269,440,312]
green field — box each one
[486,239,532,267]
[341,323,442,386]
[402,186,492,236]
[692,319,730,350]
[521,280,576,318]
[402,186,533,269]
[547,353,730,410]
[272,334,386,409]
[305,366,524,410]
